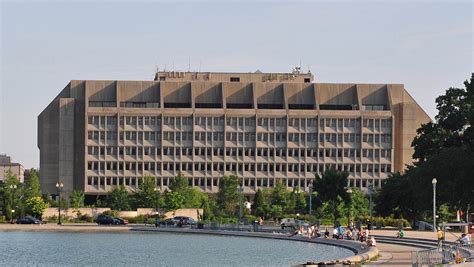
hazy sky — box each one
[1,0,472,169]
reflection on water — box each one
[0,231,353,266]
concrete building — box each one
[0,154,25,183]
[38,70,430,199]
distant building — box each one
[38,69,430,200]
[0,154,25,183]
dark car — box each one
[160,218,177,226]
[16,216,41,224]
[115,217,128,225]
[174,216,197,226]
[96,214,120,225]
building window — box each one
[230,77,240,82]
[304,78,311,83]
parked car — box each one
[174,216,197,226]
[412,221,434,231]
[295,219,310,228]
[160,218,177,226]
[16,216,41,224]
[96,214,120,225]
[280,218,296,229]
[115,217,128,225]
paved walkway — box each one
[363,229,468,266]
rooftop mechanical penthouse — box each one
[38,70,430,199]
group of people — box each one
[289,223,377,247]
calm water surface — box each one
[0,231,353,266]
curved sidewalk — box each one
[364,229,464,266]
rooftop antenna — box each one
[188,56,191,72]
[164,64,167,72]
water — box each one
[0,231,353,266]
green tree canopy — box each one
[24,169,41,199]
[271,181,289,208]
[106,185,130,211]
[70,190,85,211]
[135,176,159,208]
[25,196,49,219]
[164,191,184,211]
[312,168,349,222]
[1,170,21,220]
[216,175,240,216]
[376,75,474,222]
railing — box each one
[411,242,473,266]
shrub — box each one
[101,210,118,217]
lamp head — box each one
[432,178,437,185]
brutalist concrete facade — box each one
[38,71,430,198]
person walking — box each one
[436,227,443,247]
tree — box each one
[344,187,369,220]
[252,189,266,216]
[409,75,474,219]
[24,169,41,199]
[168,173,205,208]
[25,196,49,219]
[312,168,349,223]
[164,191,184,211]
[135,176,159,208]
[375,171,417,221]
[70,190,85,211]
[295,190,307,213]
[216,175,240,216]
[201,196,215,221]
[169,173,189,193]
[106,185,130,211]
[184,187,206,208]
[1,170,21,220]
[271,181,289,208]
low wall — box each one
[43,208,111,218]
[44,208,202,221]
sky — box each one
[0,0,472,169]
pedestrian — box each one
[396,229,405,238]
[458,233,470,245]
[324,228,330,238]
[367,236,376,247]
[332,227,338,239]
[437,227,443,247]
[154,215,159,228]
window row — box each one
[87,161,392,174]
[87,146,392,160]
[89,115,392,131]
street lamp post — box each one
[9,184,17,224]
[154,187,160,226]
[432,178,437,233]
[309,186,313,224]
[346,188,353,226]
[56,182,64,225]
[368,182,373,224]
[238,185,243,224]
